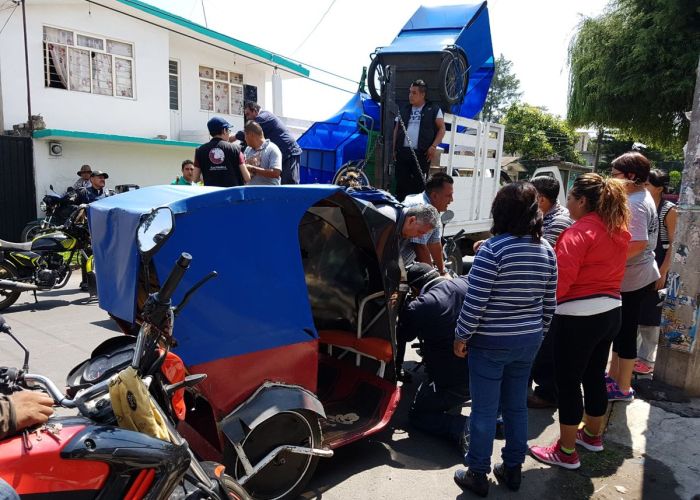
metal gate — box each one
[0,136,35,241]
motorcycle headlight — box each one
[39,201,47,212]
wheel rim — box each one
[234,411,315,500]
[25,226,41,242]
[443,57,466,102]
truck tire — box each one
[438,51,468,105]
[367,56,385,103]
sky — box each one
[146,0,611,122]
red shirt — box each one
[555,212,631,303]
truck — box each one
[298,2,502,271]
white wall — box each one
[33,138,197,211]
[168,33,267,138]
[0,3,171,137]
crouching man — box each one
[397,263,470,451]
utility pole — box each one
[592,128,603,172]
[21,0,32,132]
[655,57,700,395]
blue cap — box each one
[207,116,231,135]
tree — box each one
[589,129,685,173]
[481,54,522,122]
[502,103,583,164]
[567,0,700,147]
[669,170,682,193]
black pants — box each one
[613,283,654,359]
[553,307,621,425]
[395,148,429,201]
[409,379,469,442]
[281,154,300,184]
[530,326,557,403]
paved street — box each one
[1,276,699,499]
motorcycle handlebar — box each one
[158,253,192,304]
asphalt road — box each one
[0,275,681,499]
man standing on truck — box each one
[403,172,454,275]
[393,79,446,201]
[244,102,302,185]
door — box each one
[0,136,35,240]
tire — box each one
[332,163,371,188]
[0,263,22,311]
[234,410,322,500]
[219,472,252,500]
[445,242,463,276]
[500,171,513,186]
[20,223,43,242]
[367,55,385,103]
[438,51,468,105]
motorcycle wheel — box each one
[234,410,321,500]
[20,223,43,242]
[0,263,22,311]
[332,164,371,188]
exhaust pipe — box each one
[0,279,38,291]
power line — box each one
[292,0,338,55]
[0,2,17,36]
[85,0,356,96]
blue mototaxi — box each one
[89,185,404,499]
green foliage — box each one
[567,0,700,147]
[590,129,685,173]
[669,170,682,192]
[503,103,583,164]
[481,54,523,122]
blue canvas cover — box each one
[299,92,379,184]
[88,185,396,367]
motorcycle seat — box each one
[0,239,33,251]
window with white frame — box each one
[43,26,134,98]
[199,66,244,115]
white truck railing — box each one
[433,113,505,237]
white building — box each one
[0,0,308,213]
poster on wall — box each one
[660,271,698,353]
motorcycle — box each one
[21,186,80,242]
[0,209,247,499]
[0,205,92,311]
[441,210,466,277]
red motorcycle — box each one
[0,211,247,499]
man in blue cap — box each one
[194,117,251,187]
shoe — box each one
[607,382,635,402]
[529,442,581,470]
[454,468,489,497]
[633,360,654,375]
[79,281,89,292]
[575,428,604,452]
[527,393,557,409]
[493,463,521,491]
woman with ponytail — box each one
[453,181,558,496]
[530,173,631,470]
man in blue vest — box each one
[244,102,302,185]
[392,79,446,201]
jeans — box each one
[466,343,540,473]
[409,380,469,442]
[281,154,300,184]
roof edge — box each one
[115,0,309,77]
[33,129,200,148]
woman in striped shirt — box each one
[530,174,630,470]
[453,181,557,497]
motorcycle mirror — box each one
[441,210,455,225]
[0,315,30,372]
[136,207,175,259]
[49,184,53,191]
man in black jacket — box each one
[397,263,470,448]
[392,80,446,201]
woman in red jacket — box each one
[530,173,630,470]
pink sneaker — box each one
[529,442,581,470]
[576,428,604,452]
[633,360,653,375]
